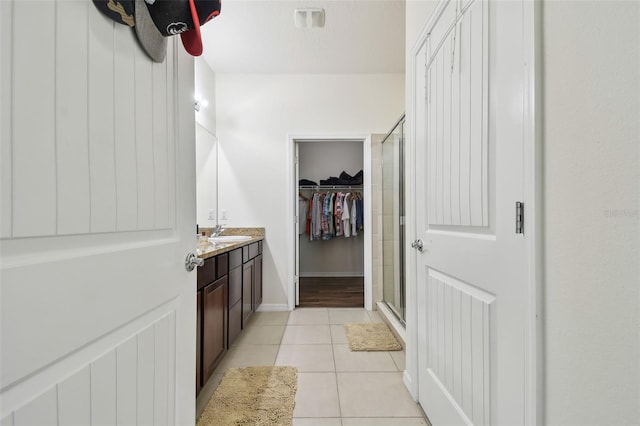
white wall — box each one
[194,58,216,134]
[215,73,404,307]
[542,1,640,423]
[195,59,218,228]
[195,124,217,228]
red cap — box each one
[180,0,221,56]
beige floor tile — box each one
[390,350,406,371]
[276,344,335,372]
[342,419,427,425]
[333,345,398,372]
[288,308,330,325]
[294,373,341,418]
[281,325,332,345]
[293,418,343,426]
[328,309,372,324]
[214,344,279,371]
[330,325,348,344]
[337,372,423,418]
[250,311,290,325]
[233,324,285,346]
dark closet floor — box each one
[298,277,364,308]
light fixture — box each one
[294,8,325,28]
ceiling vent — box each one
[294,8,325,28]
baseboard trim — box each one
[403,370,414,399]
[256,304,290,312]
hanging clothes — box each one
[342,193,351,238]
[334,192,343,237]
[351,196,358,236]
[302,188,363,241]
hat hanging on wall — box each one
[93,0,221,63]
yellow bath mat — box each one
[344,322,402,351]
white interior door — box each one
[414,0,530,424]
[1,1,196,424]
[294,143,300,306]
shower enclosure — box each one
[381,115,405,324]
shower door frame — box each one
[381,115,407,324]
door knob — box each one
[185,253,204,271]
[411,239,424,253]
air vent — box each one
[294,8,325,28]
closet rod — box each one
[299,185,363,190]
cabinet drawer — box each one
[229,248,242,269]
[258,240,263,254]
[248,242,259,260]
[197,257,216,290]
[215,253,228,279]
[242,246,249,264]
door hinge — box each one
[516,202,524,234]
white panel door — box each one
[414,0,530,424]
[294,143,301,306]
[1,1,196,424]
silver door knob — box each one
[185,253,204,271]
[411,239,424,253]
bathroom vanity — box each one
[195,229,264,395]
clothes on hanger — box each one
[302,189,363,241]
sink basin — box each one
[208,235,253,243]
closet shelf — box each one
[299,185,363,190]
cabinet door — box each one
[253,254,263,309]
[228,266,242,306]
[196,290,202,395]
[228,300,242,348]
[202,276,227,385]
[228,266,243,347]
[242,259,254,327]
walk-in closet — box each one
[296,141,364,307]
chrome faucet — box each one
[211,224,223,237]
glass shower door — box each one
[382,116,405,323]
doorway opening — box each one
[288,135,373,311]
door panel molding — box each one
[0,301,177,418]
[426,269,492,425]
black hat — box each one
[93,0,221,62]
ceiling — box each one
[200,0,406,74]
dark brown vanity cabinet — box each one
[242,259,254,326]
[202,275,227,385]
[196,253,228,393]
[227,248,243,347]
[254,254,263,308]
[242,242,263,328]
[196,290,202,395]
[196,241,263,396]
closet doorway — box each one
[289,136,373,311]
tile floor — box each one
[197,307,428,426]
